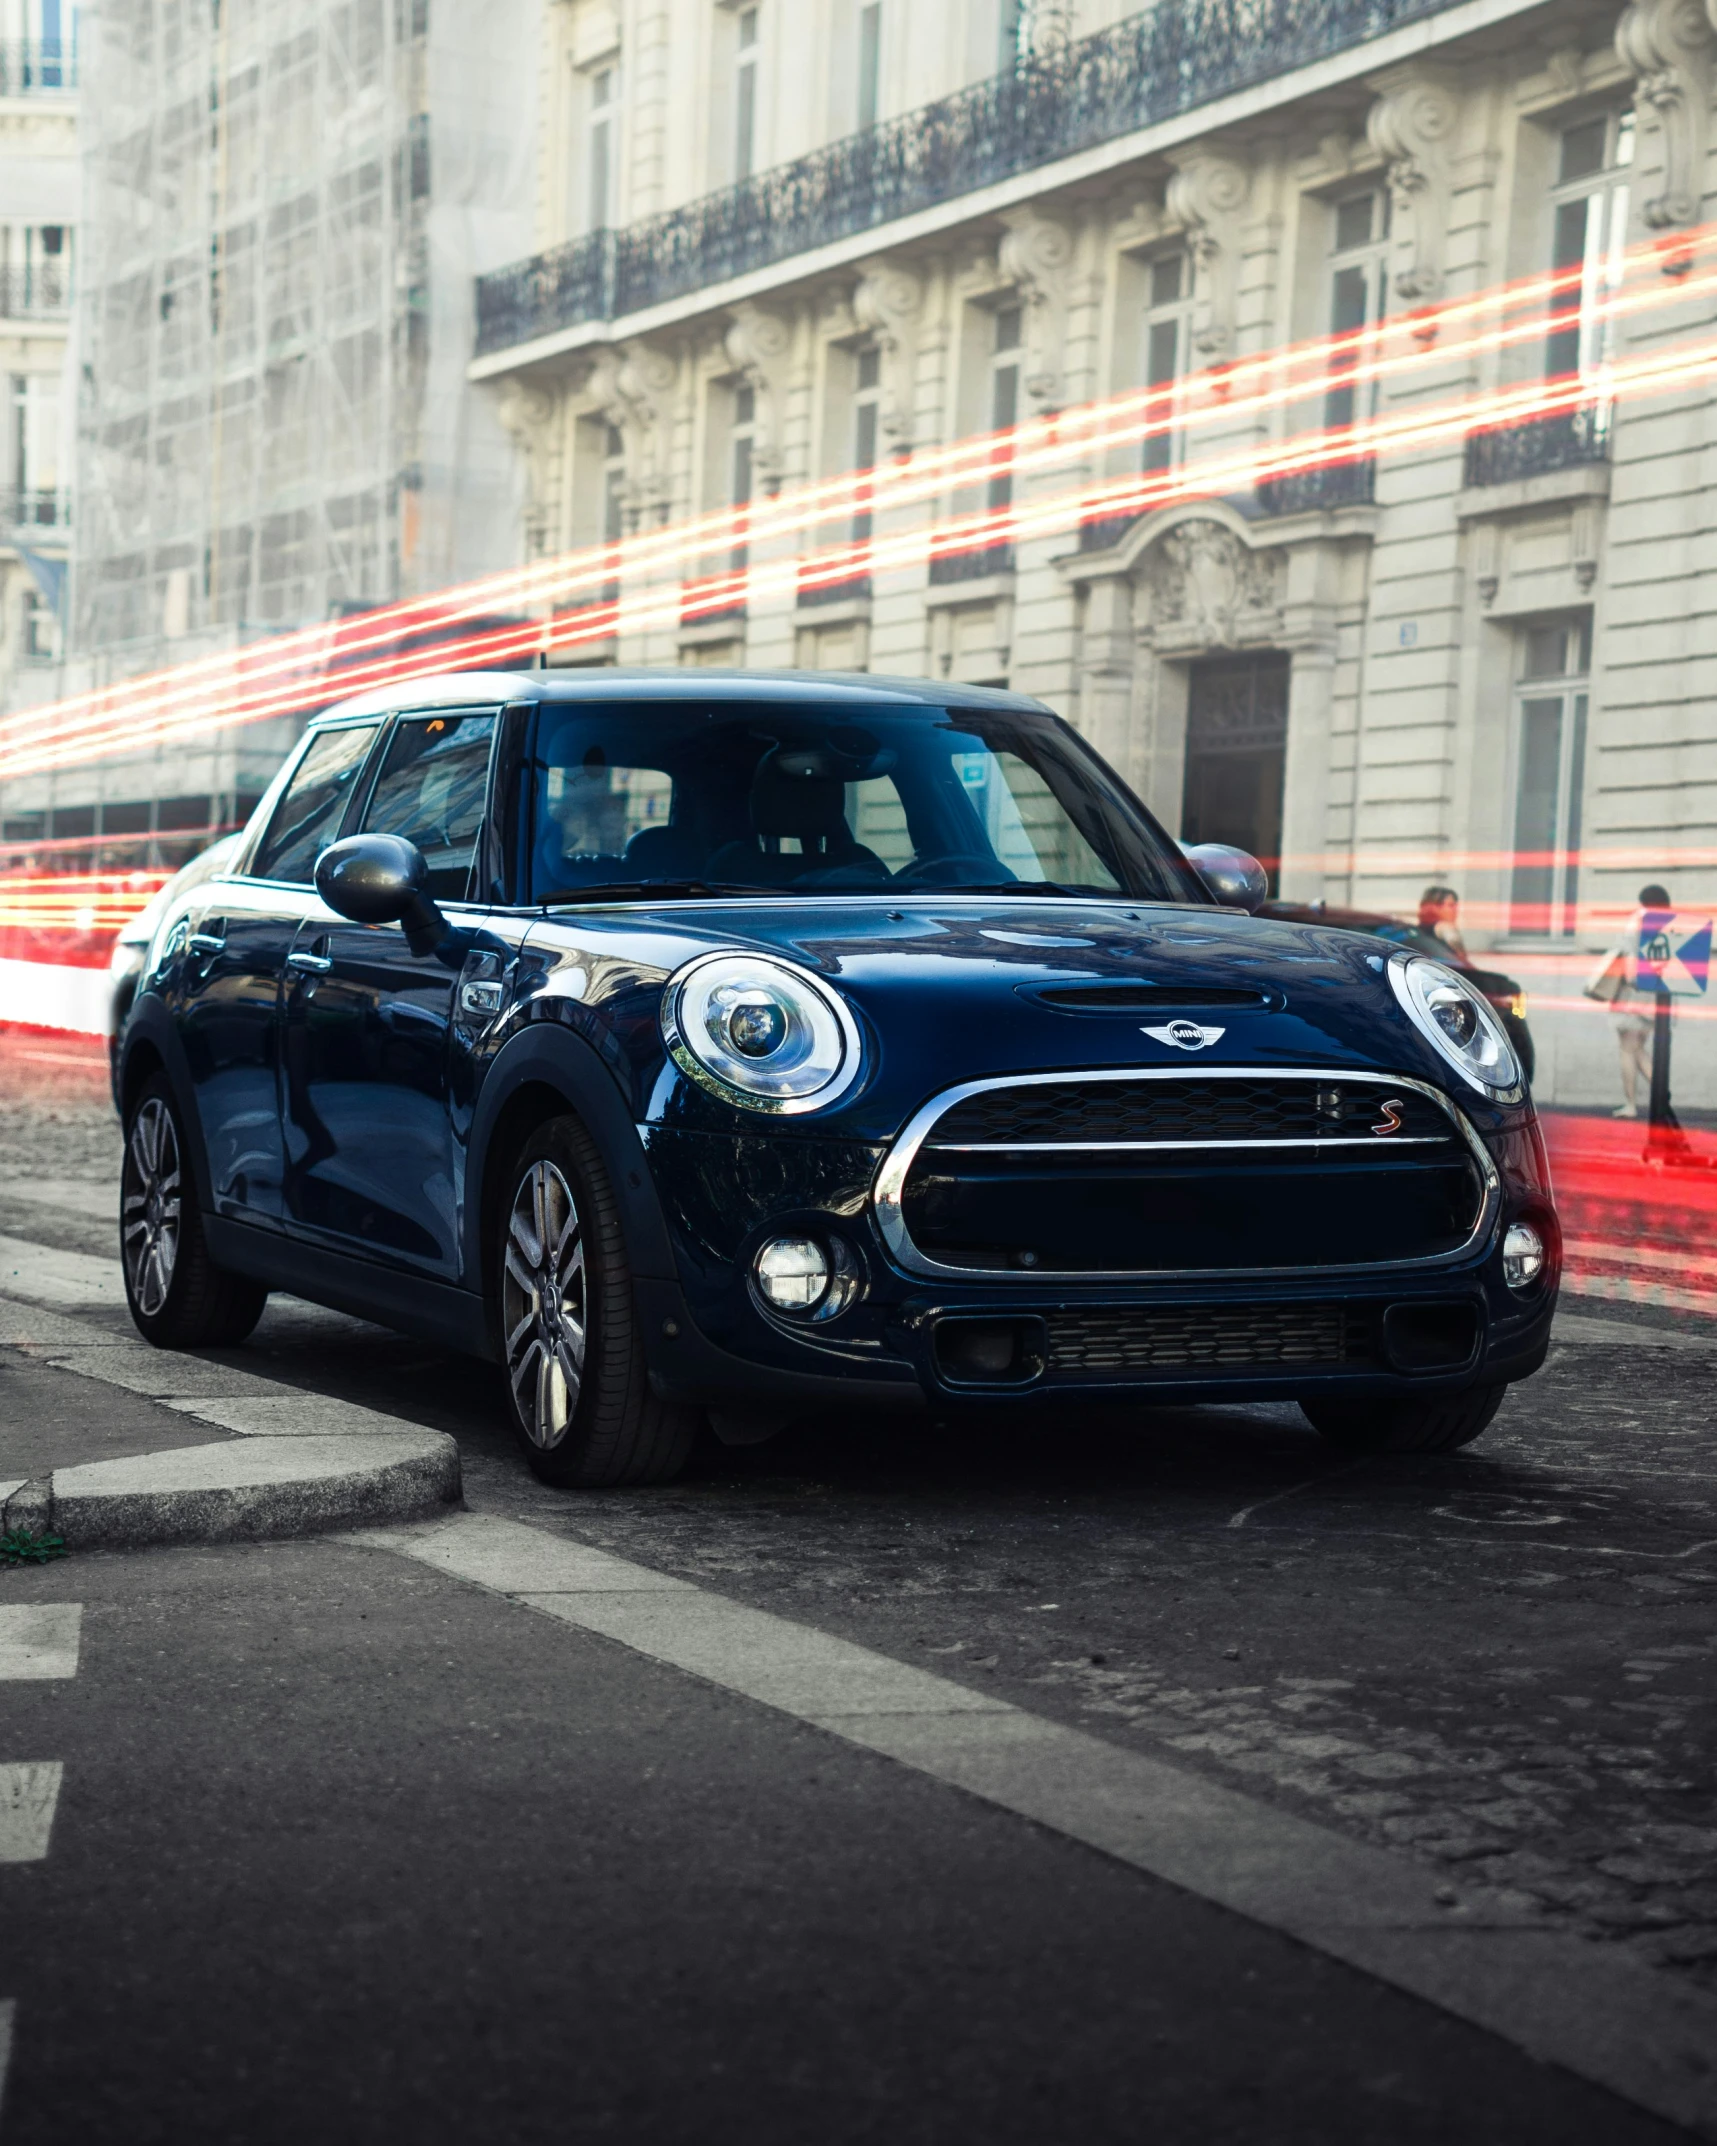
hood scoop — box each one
[1033,983,1273,1013]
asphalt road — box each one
[3,1029,1715,2141]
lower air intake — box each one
[1046,1302,1374,1376]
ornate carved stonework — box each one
[1366,64,1460,303]
[1141,519,1285,652]
[1163,148,1251,357]
[723,300,797,492]
[585,339,678,526]
[493,381,558,557]
[997,205,1078,411]
[1617,0,1715,230]
[852,258,926,450]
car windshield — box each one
[526,701,1201,905]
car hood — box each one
[524,896,1498,1140]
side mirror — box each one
[315,834,448,958]
[1184,842,1269,913]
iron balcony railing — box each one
[0,40,76,93]
[1255,458,1376,514]
[476,0,1452,356]
[1462,401,1611,487]
[0,263,72,318]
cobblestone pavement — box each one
[7,1028,1714,2002]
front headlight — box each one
[663,953,862,1113]
[1389,955,1523,1097]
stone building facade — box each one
[472,0,1717,1103]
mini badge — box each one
[1142,1020,1226,1052]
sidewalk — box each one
[0,1248,461,1550]
[1541,1109,1717,1315]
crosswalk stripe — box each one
[0,1607,80,1680]
[352,1511,1717,2141]
[0,1764,63,1863]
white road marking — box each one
[352,1510,1717,2141]
[0,1764,63,1862]
[0,1606,80,1680]
[0,1234,126,1310]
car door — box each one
[280,707,506,1278]
[172,718,383,1224]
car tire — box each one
[121,1074,269,1350]
[498,1114,698,1487]
[1299,1383,1507,1455]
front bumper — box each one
[636,1116,1558,1412]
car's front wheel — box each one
[1299,1383,1507,1455]
[121,1074,268,1349]
[498,1115,697,1486]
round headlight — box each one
[754,1236,830,1311]
[1388,956,1523,1097]
[664,953,862,1112]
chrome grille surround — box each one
[872,1066,1501,1284]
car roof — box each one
[305,667,1055,729]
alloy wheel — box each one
[122,1096,182,1318]
[502,1159,588,1448]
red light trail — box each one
[4,222,1717,786]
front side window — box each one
[1509,621,1591,938]
[1547,110,1632,385]
[525,701,1200,905]
[250,722,380,884]
[361,712,498,903]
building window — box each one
[852,344,881,543]
[587,68,616,231]
[22,585,57,661]
[601,422,626,543]
[1508,619,1591,938]
[1141,252,1189,475]
[1181,653,1290,886]
[1547,110,1633,383]
[997,0,1030,70]
[987,303,1022,513]
[857,2,881,130]
[730,380,756,566]
[734,6,760,181]
[1324,187,1389,433]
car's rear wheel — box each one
[1299,1383,1507,1455]
[121,1075,268,1349]
[498,1115,697,1486]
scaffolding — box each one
[73,0,430,660]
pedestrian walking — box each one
[1585,882,1671,1119]
[1418,885,1469,963]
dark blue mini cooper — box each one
[116,670,1558,1484]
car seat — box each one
[704,746,888,888]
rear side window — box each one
[360,712,497,902]
[250,723,380,884]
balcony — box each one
[1255,459,1376,515]
[0,264,72,319]
[476,0,1453,357]
[929,542,1014,585]
[1,487,70,534]
[0,40,76,94]
[1462,403,1610,488]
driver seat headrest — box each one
[750,747,848,845]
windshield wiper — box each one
[537,878,766,905]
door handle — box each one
[187,932,226,957]
[287,951,332,974]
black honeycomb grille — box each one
[1046,1302,1373,1375]
[927,1078,1451,1147]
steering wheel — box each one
[894,853,1010,889]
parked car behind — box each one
[1259,900,1535,1084]
[107,834,243,1106]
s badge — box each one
[1372,1098,1406,1136]
[1142,1021,1226,1052]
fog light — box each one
[754,1236,829,1312]
[1502,1220,1546,1292]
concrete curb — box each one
[2,1431,462,1550]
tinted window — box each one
[251,723,380,884]
[527,701,1198,905]
[361,712,497,902]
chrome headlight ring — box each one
[662,952,863,1114]
[1388,953,1524,1100]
